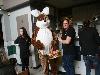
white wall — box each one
[3,0,29,10]
[3,14,11,42]
[1,11,13,51]
[0,0,3,6]
[9,6,32,41]
[0,11,11,42]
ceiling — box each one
[45,0,98,8]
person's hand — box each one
[38,50,44,55]
[58,37,62,42]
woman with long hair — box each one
[58,17,76,75]
[14,27,31,75]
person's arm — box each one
[14,37,19,44]
[58,36,71,44]
[28,36,31,46]
[58,27,75,44]
[94,28,100,45]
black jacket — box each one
[62,27,76,55]
[14,36,31,58]
[0,64,16,75]
[79,27,100,56]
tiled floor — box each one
[16,65,44,75]
[16,65,63,75]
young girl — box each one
[14,27,31,75]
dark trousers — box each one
[62,55,75,75]
[83,55,100,75]
[21,56,30,75]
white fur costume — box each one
[31,7,53,54]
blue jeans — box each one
[83,55,100,75]
[95,55,100,75]
[62,55,75,75]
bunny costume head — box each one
[31,7,50,29]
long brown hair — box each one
[20,27,29,38]
[62,17,73,27]
[62,17,70,24]
[0,50,8,64]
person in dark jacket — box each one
[58,17,76,75]
[14,27,31,74]
[78,20,100,75]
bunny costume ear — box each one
[31,9,40,17]
[42,7,49,15]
